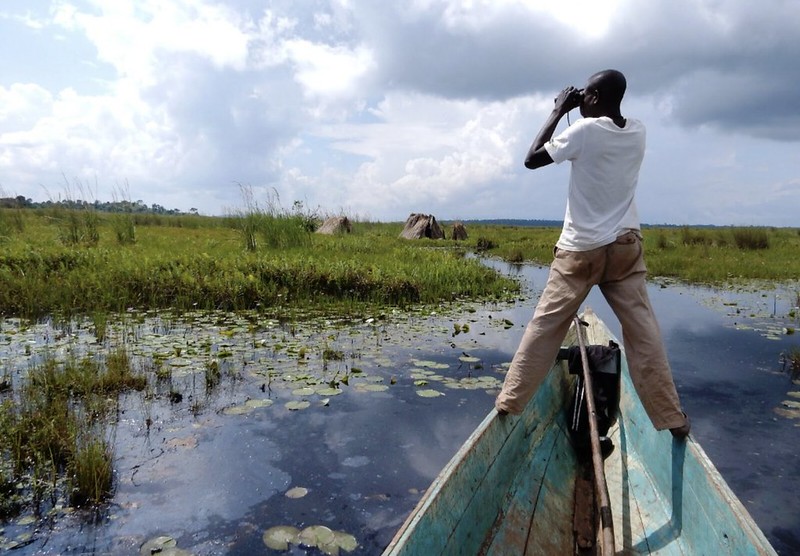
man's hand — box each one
[554,86,583,116]
[524,85,582,170]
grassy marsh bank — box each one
[0,209,517,319]
[467,224,800,285]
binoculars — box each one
[555,88,585,107]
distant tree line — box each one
[0,196,195,215]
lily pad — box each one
[285,486,309,499]
[775,407,800,419]
[245,399,274,409]
[139,536,192,556]
[358,384,389,392]
[298,525,336,547]
[319,543,340,555]
[459,355,481,363]
[222,404,251,415]
[416,389,444,398]
[411,359,449,370]
[333,531,358,552]
[168,357,194,367]
[140,536,176,556]
[292,387,316,396]
[315,387,342,396]
[262,525,301,551]
[285,400,311,411]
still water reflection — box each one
[1,262,798,554]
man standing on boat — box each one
[495,69,690,438]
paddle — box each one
[574,315,615,556]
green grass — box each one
[0,348,146,512]
[3,211,798,320]
[0,209,518,319]
[3,211,799,321]
[463,224,800,285]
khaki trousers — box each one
[495,232,685,430]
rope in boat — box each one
[573,315,615,555]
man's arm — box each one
[524,86,581,170]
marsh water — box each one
[1,261,799,555]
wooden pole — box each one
[574,315,615,555]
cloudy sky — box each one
[1,1,798,225]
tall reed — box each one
[229,185,315,251]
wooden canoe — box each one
[383,310,776,555]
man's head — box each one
[580,69,627,118]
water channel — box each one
[1,261,798,554]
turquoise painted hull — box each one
[383,311,776,555]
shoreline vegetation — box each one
[1,201,799,530]
[1,206,799,320]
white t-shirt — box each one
[544,116,645,251]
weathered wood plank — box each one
[443,370,571,554]
[523,422,580,555]
[482,423,561,555]
[383,361,572,555]
[605,421,655,554]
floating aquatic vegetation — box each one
[285,486,308,499]
[299,525,336,548]
[139,535,193,556]
[291,387,315,396]
[262,526,301,551]
[409,359,449,370]
[0,531,33,551]
[262,525,357,554]
[0,298,518,546]
[315,386,342,396]
[355,383,389,393]
[220,397,276,416]
[775,407,800,419]
[416,389,444,398]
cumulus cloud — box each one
[0,0,798,223]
